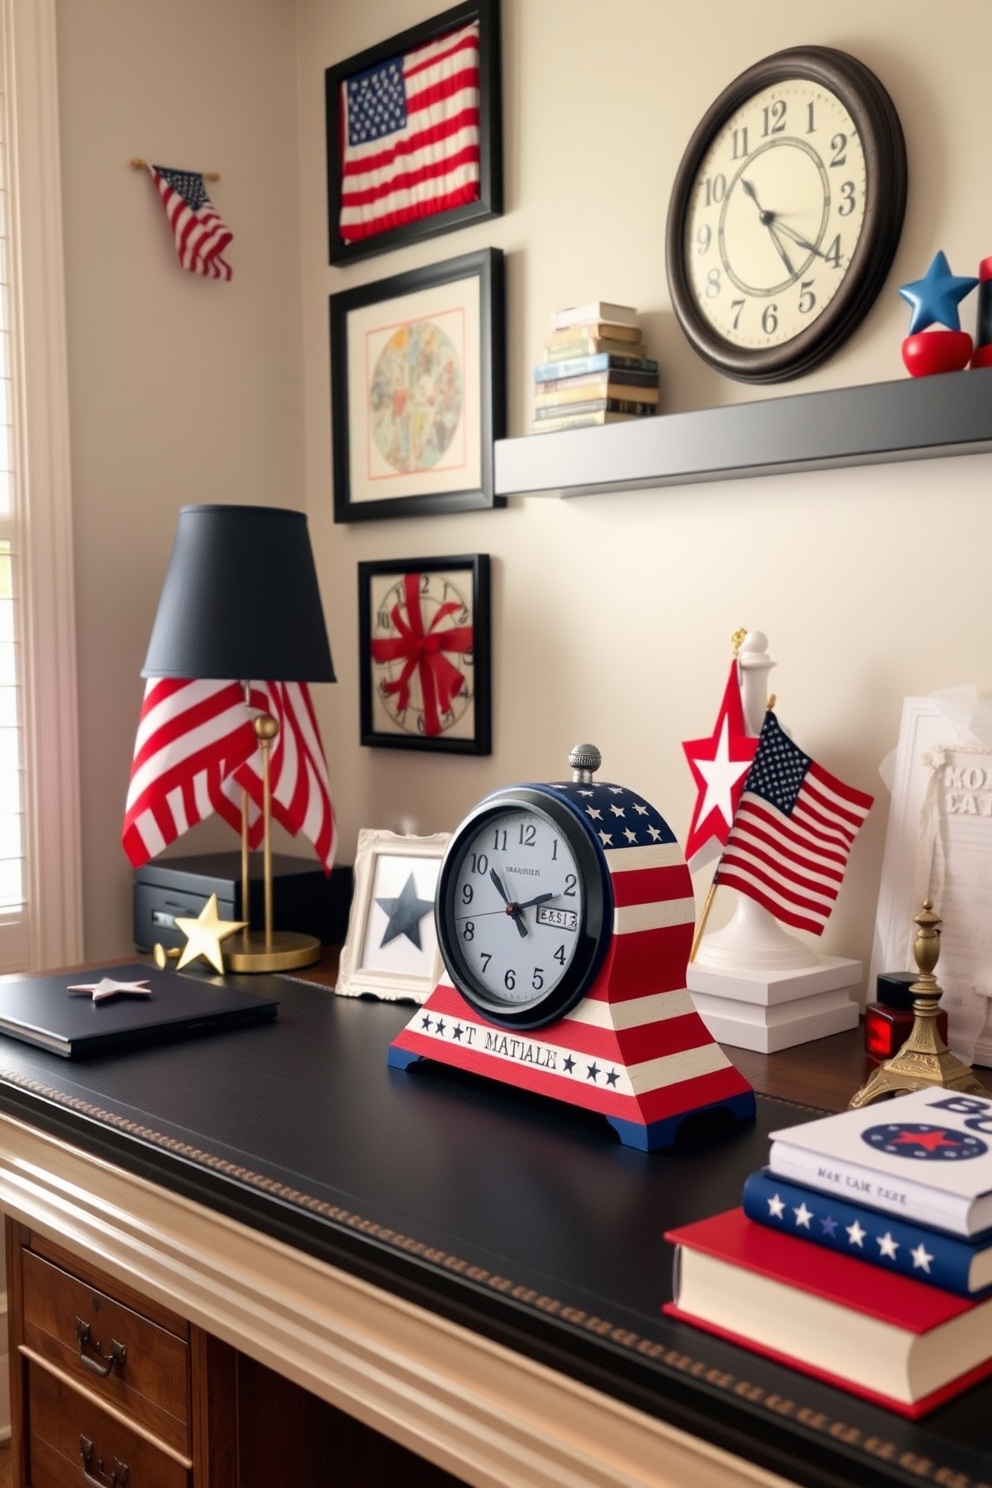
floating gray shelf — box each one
[494,366,992,497]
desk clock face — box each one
[437,788,611,1030]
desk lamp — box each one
[143,504,335,972]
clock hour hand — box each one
[741,177,775,226]
[489,866,530,937]
[515,892,555,912]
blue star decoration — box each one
[899,251,978,334]
[377,873,434,951]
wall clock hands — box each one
[772,219,827,259]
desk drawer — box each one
[28,1361,189,1488]
[22,1249,190,1455]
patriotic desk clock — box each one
[388,746,755,1150]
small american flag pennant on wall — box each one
[147,164,233,280]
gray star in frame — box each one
[376,872,434,951]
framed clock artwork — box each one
[665,46,907,383]
[358,554,491,754]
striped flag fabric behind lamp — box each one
[142,504,336,973]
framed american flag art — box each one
[357,554,491,754]
[330,248,505,522]
[325,0,503,266]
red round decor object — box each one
[902,330,974,377]
[971,342,992,369]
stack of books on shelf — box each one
[665,1087,992,1418]
[533,302,659,434]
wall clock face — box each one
[436,788,611,1030]
[666,47,906,383]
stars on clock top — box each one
[552,780,676,852]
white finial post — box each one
[738,631,775,736]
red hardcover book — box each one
[664,1208,992,1418]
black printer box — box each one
[134,853,353,952]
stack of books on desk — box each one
[665,1087,992,1417]
[533,302,659,434]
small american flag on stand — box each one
[714,711,873,935]
[338,20,480,245]
[147,165,233,280]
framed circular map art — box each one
[330,248,506,521]
[358,554,491,754]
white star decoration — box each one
[910,1243,934,1272]
[793,1203,813,1228]
[623,828,637,843]
[608,786,624,795]
[767,1193,785,1219]
[633,803,648,815]
[598,831,613,845]
[67,976,152,1003]
[610,804,625,817]
[646,825,662,841]
[846,1220,866,1247]
[877,1232,899,1260]
[585,807,602,820]
[693,715,753,832]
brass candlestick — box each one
[850,901,986,1108]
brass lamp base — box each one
[850,901,986,1108]
[224,931,322,975]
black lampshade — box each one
[142,505,335,682]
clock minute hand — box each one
[489,866,529,937]
[772,220,826,259]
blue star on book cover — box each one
[550,779,676,851]
[346,57,407,146]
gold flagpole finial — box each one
[766,693,776,711]
[730,628,747,656]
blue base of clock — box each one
[607,1091,757,1152]
[387,1046,756,1151]
[387,1046,422,1072]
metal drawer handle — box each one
[79,1436,129,1488]
[75,1317,126,1377]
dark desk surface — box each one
[0,962,989,1488]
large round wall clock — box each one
[388,746,755,1150]
[665,46,907,383]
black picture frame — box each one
[330,247,505,523]
[325,0,503,267]
[358,554,491,755]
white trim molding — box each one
[0,1113,795,1488]
[3,0,83,971]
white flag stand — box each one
[686,631,862,1052]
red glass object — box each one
[864,1001,949,1063]
[902,329,973,377]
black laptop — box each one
[0,962,279,1058]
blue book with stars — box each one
[743,1170,992,1299]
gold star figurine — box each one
[67,976,152,1003]
[174,893,247,975]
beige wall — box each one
[59,0,992,988]
[56,0,305,956]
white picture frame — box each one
[335,829,450,1003]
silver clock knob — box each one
[569,743,601,784]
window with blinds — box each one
[0,52,27,971]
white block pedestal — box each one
[686,955,862,1053]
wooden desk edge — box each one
[0,1108,796,1488]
